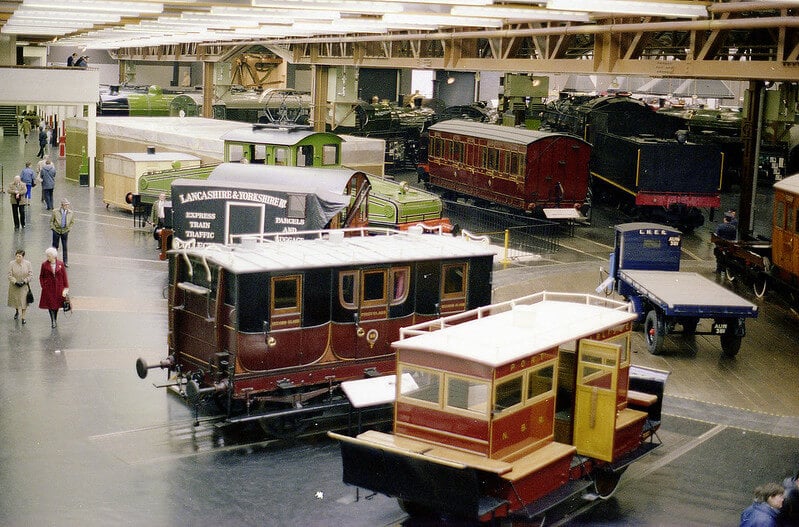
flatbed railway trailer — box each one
[330,291,668,525]
[712,174,799,309]
[604,223,758,356]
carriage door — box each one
[225,202,265,243]
[439,262,468,315]
[355,268,389,357]
[573,339,621,462]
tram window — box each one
[481,146,487,169]
[322,144,338,165]
[275,147,289,166]
[272,276,301,313]
[447,377,489,415]
[287,194,306,219]
[775,201,785,229]
[362,270,386,304]
[339,272,357,309]
[444,140,453,160]
[390,267,409,305]
[527,364,555,401]
[487,148,499,170]
[442,264,466,297]
[494,376,523,412]
[400,366,441,405]
[227,143,245,163]
[431,137,442,158]
[788,206,795,233]
[298,145,313,167]
[252,144,266,164]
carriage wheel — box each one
[594,467,627,498]
[753,275,768,299]
[644,310,665,355]
[724,268,736,282]
[259,415,309,440]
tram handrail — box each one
[399,291,633,339]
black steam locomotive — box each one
[542,94,724,232]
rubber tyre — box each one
[720,333,742,357]
[644,310,664,355]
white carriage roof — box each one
[174,231,496,274]
[395,300,636,368]
[220,126,340,146]
[774,174,799,193]
[105,152,201,162]
[428,119,586,146]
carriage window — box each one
[431,136,442,158]
[442,263,466,298]
[339,271,357,309]
[362,270,386,304]
[788,206,795,234]
[510,152,521,177]
[252,144,266,164]
[274,146,289,165]
[298,145,313,167]
[452,141,464,163]
[323,144,338,165]
[390,267,409,305]
[227,143,245,163]
[271,275,301,313]
[527,363,555,402]
[287,194,306,219]
[494,375,523,413]
[444,139,453,160]
[487,148,499,170]
[447,376,489,416]
[399,365,441,405]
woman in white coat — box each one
[7,249,33,324]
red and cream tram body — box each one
[418,119,592,216]
[331,292,667,524]
[136,228,495,420]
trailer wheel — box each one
[720,328,742,357]
[644,310,665,355]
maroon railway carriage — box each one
[420,119,591,216]
[331,292,668,524]
[136,227,495,422]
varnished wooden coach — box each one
[331,292,667,524]
[136,228,495,424]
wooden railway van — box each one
[136,228,495,419]
[424,119,591,214]
[331,292,667,524]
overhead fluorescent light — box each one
[545,0,708,18]
[451,6,591,22]
[251,0,403,14]
[22,0,164,15]
[383,13,503,28]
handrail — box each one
[399,291,633,340]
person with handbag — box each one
[7,175,28,229]
[7,249,33,324]
[39,247,69,329]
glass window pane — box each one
[528,365,554,400]
[287,194,306,219]
[340,272,356,308]
[273,278,298,310]
[275,147,289,165]
[323,144,338,165]
[447,377,489,414]
[494,376,522,412]
[363,271,385,302]
[443,264,465,296]
[401,367,441,404]
[391,268,409,305]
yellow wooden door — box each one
[573,340,620,462]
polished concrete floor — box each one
[0,132,797,526]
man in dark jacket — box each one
[36,127,47,158]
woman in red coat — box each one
[39,247,69,328]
